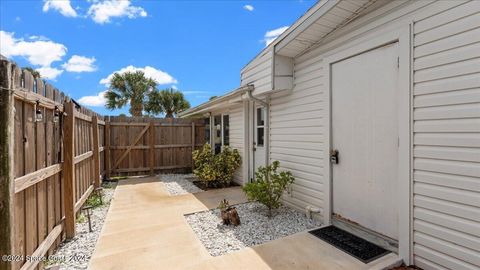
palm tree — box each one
[104,71,156,116]
[145,88,190,118]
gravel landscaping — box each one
[47,182,117,270]
[185,202,321,256]
[160,173,204,195]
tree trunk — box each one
[165,111,174,118]
[129,101,143,117]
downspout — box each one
[245,89,270,171]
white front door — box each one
[331,43,400,240]
[254,106,266,175]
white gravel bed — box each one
[185,202,321,257]
[160,173,204,195]
[47,183,117,270]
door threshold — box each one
[332,217,398,253]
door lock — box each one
[330,149,339,164]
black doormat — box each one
[309,226,390,263]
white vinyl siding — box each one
[412,3,480,269]
[269,53,325,218]
[264,1,479,269]
[241,50,273,94]
[229,104,245,184]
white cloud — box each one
[87,0,147,24]
[29,35,50,41]
[36,66,64,80]
[62,55,97,72]
[264,26,289,46]
[43,0,78,17]
[78,90,107,107]
[0,31,67,67]
[243,5,254,11]
[182,90,208,95]
[100,65,177,86]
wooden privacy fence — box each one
[0,59,204,270]
[106,116,205,177]
[0,59,105,270]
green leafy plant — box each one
[243,161,295,218]
[86,192,103,208]
[193,144,217,183]
[192,144,241,187]
[214,146,241,185]
[104,71,157,116]
[145,88,191,118]
[76,213,86,223]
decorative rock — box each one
[49,183,117,270]
[160,173,204,195]
[185,202,321,257]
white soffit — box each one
[275,0,388,58]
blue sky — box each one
[0,0,315,115]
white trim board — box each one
[322,25,412,264]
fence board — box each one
[13,99,25,269]
[24,98,38,259]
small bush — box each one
[76,213,86,223]
[243,161,294,218]
[86,192,103,208]
[193,144,241,187]
[193,144,217,183]
[214,146,241,186]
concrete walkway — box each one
[89,176,400,270]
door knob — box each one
[330,149,339,164]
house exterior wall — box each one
[240,50,273,94]
[269,54,325,218]
[265,1,479,269]
[411,2,480,269]
[209,102,246,185]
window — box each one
[223,115,229,146]
[257,127,264,147]
[256,107,265,147]
[257,107,265,126]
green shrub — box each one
[86,192,103,208]
[193,144,217,183]
[215,146,241,185]
[243,161,294,217]
[76,213,86,223]
[192,144,241,187]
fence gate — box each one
[106,116,205,177]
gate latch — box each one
[330,149,339,164]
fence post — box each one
[105,119,111,179]
[191,122,195,168]
[149,121,155,175]
[0,60,14,270]
[92,116,101,188]
[63,100,76,238]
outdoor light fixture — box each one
[35,100,43,122]
[53,106,60,123]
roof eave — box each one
[179,85,254,118]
